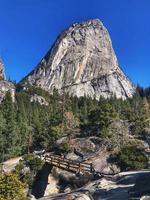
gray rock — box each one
[74,193,91,200]
[105,119,131,151]
[37,171,150,200]
[30,94,49,106]
[0,59,15,103]
[39,192,92,200]
[141,196,150,200]
[29,194,37,200]
[44,175,59,196]
[21,19,135,100]
[0,80,15,103]
[64,187,71,193]
[73,138,97,154]
[143,128,150,146]
[51,167,76,181]
[0,59,5,80]
[101,164,120,175]
[66,152,80,161]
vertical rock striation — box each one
[21,19,135,99]
[0,59,15,103]
[0,59,5,80]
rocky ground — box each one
[2,152,150,200]
[38,170,150,200]
[30,130,150,200]
[2,156,22,173]
[2,129,150,200]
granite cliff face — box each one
[21,19,135,99]
[0,59,15,103]
[0,59,5,80]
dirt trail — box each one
[2,157,22,173]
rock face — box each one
[0,81,15,103]
[0,59,15,103]
[30,94,49,106]
[38,171,150,200]
[0,59,5,80]
[21,19,135,100]
[44,175,59,196]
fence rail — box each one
[44,154,95,174]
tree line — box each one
[0,85,150,161]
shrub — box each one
[0,173,28,200]
[60,142,71,153]
[23,154,44,174]
[117,144,148,171]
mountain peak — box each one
[21,19,135,100]
[71,18,103,27]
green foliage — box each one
[102,120,130,151]
[0,85,150,161]
[88,101,118,139]
[0,112,6,162]
[50,126,62,139]
[15,154,44,187]
[0,173,28,200]
[100,127,111,139]
[117,143,148,171]
[89,102,117,128]
[1,92,22,158]
[23,154,44,173]
[130,114,148,135]
[60,142,71,153]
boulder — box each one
[66,152,81,161]
[44,175,59,196]
[30,94,49,106]
[51,167,76,182]
[75,193,91,200]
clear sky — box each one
[0,0,150,87]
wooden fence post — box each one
[67,162,70,170]
[79,163,81,174]
[90,163,94,173]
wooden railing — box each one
[44,154,95,175]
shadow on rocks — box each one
[31,163,52,199]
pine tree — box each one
[0,111,6,162]
[1,92,20,158]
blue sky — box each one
[0,0,150,87]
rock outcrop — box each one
[0,59,15,103]
[30,94,49,106]
[44,175,59,196]
[0,59,5,80]
[21,19,135,100]
[38,171,150,200]
[0,81,15,103]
